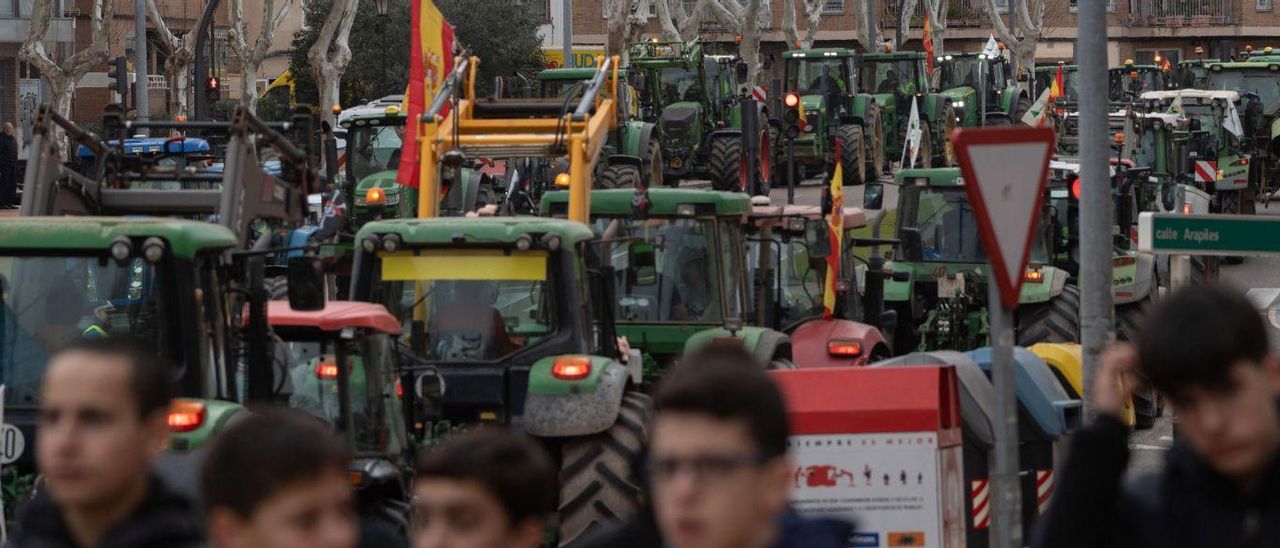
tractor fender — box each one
[846,94,874,125]
[750,329,793,364]
[619,121,657,161]
[682,326,790,364]
[1029,342,1136,427]
[1113,253,1157,305]
[606,154,643,168]
[524,355,627,438]
[789,318,888,367]
[263,264,289,280]
[1018,266,1069,305]
[709,127,743,141]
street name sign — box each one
[1138,212,1280,256]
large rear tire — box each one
[1016,284,1081,346]
[266,276,289,301]
[1012,96,1032,125]
[597,164,642,189]
[707,136,741,191]
[837,125,867,186]
[912,121,933,170]
[557,391,651,546]
[645,138,664,189]
[866,108,886,181]
[937,106,957,167]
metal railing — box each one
[1123,0,1238,26]
[880,0,990,29]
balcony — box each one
[1122,0,1238,27]
[881,0,991,29]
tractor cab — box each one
[877,168,1078,354]
[856,51,955,167]
[338,105,411,226]
[1108,62,1171,104]
[537,67,600,99]
[1176,59,1219,89]
[541,188,794,372]
[935,52,1028,126]
[744,200,892,366]
[1033,64,1081,107]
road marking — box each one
[1160,436,1173,441]
[1246,288,1280,310]
[1132,444,1169,451]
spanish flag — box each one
[823,141,845,320]
[922,13,934,75]
[1047,64,1064,105]
[396,0,455,188]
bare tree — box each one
[893,0,917,49]
[925,0,947,57]
[603,0,655,63]
[984,0,1045,73]
[309,0,359,125]
[229,0,296,113]
[707,0,767,85]
[656,0,710,42]
[20,0,112,156]
[146,0,198,117]
[782,0,823,50]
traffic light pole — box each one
[193,0,222,121]
[134,0,149,129]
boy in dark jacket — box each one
[9,338,202,548]
[1035,284,1280,547]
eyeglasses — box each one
[645,453,774,484]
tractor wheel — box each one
[837,125,867,186]
[265,276,289,301]
[645,137,664,189]
[597,163,642,189]
[558,391,651,546]
[707,135,741,191]
[1016,284,1081,346]
[1190,256,1217,284]
[1012,96,1032,125]
[866,108,886,182]
[767,125,783,187]
[1120,297,1160,431]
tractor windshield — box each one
[910,187,985,262]
[540,78,587,99]
[786,58,849,96]
[659,66,702,104]
[858,59,924,96]
[0,255,163,406]
[347,122,405,184]
[1206,70,1280,111]
[938,57,987,91]
[747,232,826,327]
[377,249,554,362]
[592,217,737,324]
[282,335,405,456]
[1109,68,1167,102]
[1034,69,1081,102]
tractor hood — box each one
[940,87,974,103]
[661,102,702,137]
[800,95,825,111]
[353,171,402,208]
[873,93,895,110]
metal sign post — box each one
[952,126,1056,548]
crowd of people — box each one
[6,283,1280,547]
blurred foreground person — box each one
[411,428,555,548]
[10,338,202,547]
[1036,283,1280,547]
[202,410,358,548]
[585,344,852,548]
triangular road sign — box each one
[952,126,1056,309]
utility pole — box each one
[134,0,150,128]
[1078,0,1113,420]
[563,0,573,68]
[866,0,878,51]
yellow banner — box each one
[543,48,607,69]
[381,249,548,281]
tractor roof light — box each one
[944,54,953,61]
[784,92,800,108]
[827,339,863,357]
[141,237,167,263]
[384,105,401,115]
[331,104,342,114]
[542,234,562,251]
[515,234,533,251]
[1024,269,1045,283]
[365,187,386,206]
[1114,132,1126,144]
[552,356,592,380]
[1124,58,1135,66]
[1247,44,1255,52]
[167,400,206,433]
[361,236,380,254]
[109,236,133,263]
[381,233,402,253]
[555,173,571,187]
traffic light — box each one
[206,76,221,102]
[106,56,128,104]
[782,92,806,139]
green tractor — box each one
[628,40,762,189]
[867,168,1081,355]
[540,188,795,373]
[778,48,886,184]
[1175,58,1220,89]
[855,50,957,167]
[1108,60,1173,105]
[934,52,1031,127]
[1200,60,1280,208]
[348,217,649,545]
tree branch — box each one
[783,0,800,48]
[63,0,112,78]
[227,0,250,60]
[145,0,180,52]
[19,0,60,80]
[656,0,682,40]
[707,0,744,33]
[802,0,821,48]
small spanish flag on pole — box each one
[823,141,845,320]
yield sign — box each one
[952,126,1056,309]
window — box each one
[822,0,845,13]
[1259,0,1273,11]
[1069,0,1116,11]
[995,0,1009,13]
[518,0,550,21]
[603,0,656,18]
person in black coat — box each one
[1035,284,1280,548]
[0,122,18,209]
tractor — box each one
[865,168,1081,356]
[778,48,885,185]
[627,40,763,189]
[1108,60,1173,105]
[540,188,795,373]
[934,52,1031,127]
[1200,60,1280,209]
[855,50,957,167]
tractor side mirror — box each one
[735,62,749,84]
[286,256,326,311]
[628,241,657,286]
[415,367,446,404]
[898,227,925,262]
[864,182,885,210]
[804,220,830,258]
[1161,183,1180,212]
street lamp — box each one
[377,0,389,96]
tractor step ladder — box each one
[414,53,620,222]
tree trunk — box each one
[241,63,259,112]
[47,76,73,157]
[742,31,763,86]
[317,67,342,124]
[308,0,357,126]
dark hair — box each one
[414,428,555,527]
[653,343,789,460]
[1137,283,1269,400]
[202,410,350,518]
[50,336,171,418]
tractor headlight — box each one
[109,236,133,263]
[952,100,965,108]
[383,190,401,207]
[362,236,380,254]
[382,233,402,253]
[141,237,167,263]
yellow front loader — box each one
[414,54,622,223]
